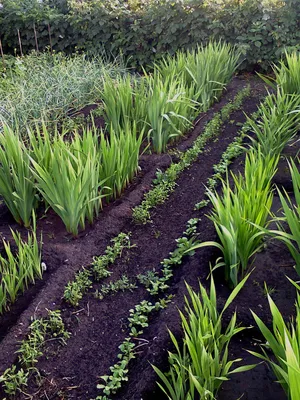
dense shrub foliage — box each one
[0,0,299,70]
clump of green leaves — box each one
[156,41,241,111]
[190,149,277,287]
[0,215,42,314]
[99,122,143,201]
[95,275,137,300]
[64,233,132,306]
[64,269,93,307]
[267,158,300,275]
[0,125,38,227]
[260,51,300,95]
[144,69,196,154]
[0,366,29,396]
[100,72,148,134]
[246,90,300,156]
[153,275,254,400]
[0,309,69,396]
[250,278,300,400]
[30,126,108,236]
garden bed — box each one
[0,75,290,400]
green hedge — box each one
[0,0,299,70]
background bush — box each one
[0,0,299,70]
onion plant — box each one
[0,215,42,314]
[0,125,37,227]
[153,275,254,400]
[268,158,300,275]
[189,149,277,287]
[260,51,300,94]
[246,91,300,156]
[250,279,300,399]
[0,53,126,132]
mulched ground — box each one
[0,75,298,400]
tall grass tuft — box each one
[0,215,42,314]
[260,51,300,94]
[189,149,277,287]
[250,279,300,399]
[186,42,241,110]
[246,91,300,156]
[153,275,253,399]
[156,41,241,110]
[30,128,105,236]
[100,73,148,134]
[145,70,196,153]
[268,158,300,275]
[0,125,37,227]
[99,122,143,201]
[28,122,142,235]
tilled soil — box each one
[0,76,297,400]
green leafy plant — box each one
[144,69,196,153]
[100,73,148,134]
[184,41,241,110]
[0,366,29,396]
[0,309,69,395]
[64,233,132,306]
[267,158,300,275]
[99,122,143,201]
[30,127,107,236]
[0,125,37,227]
[153,275,254,400]
[246,90,300,156]
[250,278,300,399]
[189,149,277,287]
[0,215,42,313]
[260,51,300,94]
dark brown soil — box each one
[0,76,298,400]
